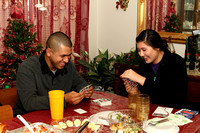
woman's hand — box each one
[120,69,146,86]
[124,80,139,95]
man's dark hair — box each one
[46,31,72,51]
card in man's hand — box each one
[79,84,92,92]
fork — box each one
[148,118,169,126]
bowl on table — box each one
[107,109,142,133]
[51,116,103,133]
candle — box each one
[196,38,198,54]
[186,38,189,53]
[196,38,198,63]
[186,53,189,62]
[186,38,189,62]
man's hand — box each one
[64,91,84,105]
[84,86,94,98]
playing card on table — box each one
[122,78,138,87]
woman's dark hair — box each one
[136,29,168,52]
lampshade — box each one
[35,4,42,8]
[35,0,42,8]
[39,6,47,11]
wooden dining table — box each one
[2,91,200,132]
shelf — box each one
[184,9,194,11]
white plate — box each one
[89,111,113,126]
[143,119,179,133]
[8,122,68,133]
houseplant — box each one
[76,49,116,91]
[75,48,140,91]
[114,48,140,66]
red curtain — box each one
[146,0,171,31]
[0,0,89,58]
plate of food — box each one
[107,109,142,133]
[9,122,66,133]
[88,111,114,126]
[51,116,103,133]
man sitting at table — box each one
[14,31,94,116]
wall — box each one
[89,0,138,59]
[89,0,186,59]
[174,43,185,58]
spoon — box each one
[17,115,34,133]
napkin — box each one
[145,114,192,127]
[167,114,193,126]
[152,106,173,117]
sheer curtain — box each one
[0,0,89,58]
[146,0,171,31]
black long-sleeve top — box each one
[138,50,188,109]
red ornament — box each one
[10,1,24,19]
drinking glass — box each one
[136,94,150,122]
[128,93,138,113]
[48,90,64,120]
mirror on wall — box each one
[137,0,192,43]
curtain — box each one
[0,0,89,60]
[146,0,171,31]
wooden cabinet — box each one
[114,63,200,103]
[181,0,200,33]
[187,74,200,102]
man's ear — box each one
[46,48,52,57]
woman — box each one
[121,29,188,109]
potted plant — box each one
[75,49,116,91]
[114,48,140,66]
[75,48,140,92]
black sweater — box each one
[138,51,188,109]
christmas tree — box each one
[0,0,43,83]
[163,2,182,33]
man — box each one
[14,32,94,115]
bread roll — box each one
[0,123,6,133]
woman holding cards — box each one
[120,29,188,109]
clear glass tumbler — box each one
[128,93,138,113]
[136,94,150,122]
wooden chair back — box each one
[0,87,17,108]
[0,105,13,122]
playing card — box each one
[79,84,92,92]
[122,78,138,87]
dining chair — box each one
[0,87,17,108]
[0,105,13,122]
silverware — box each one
[75,121,89,133]
[17,115,34,133]
[148,118,169,126]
